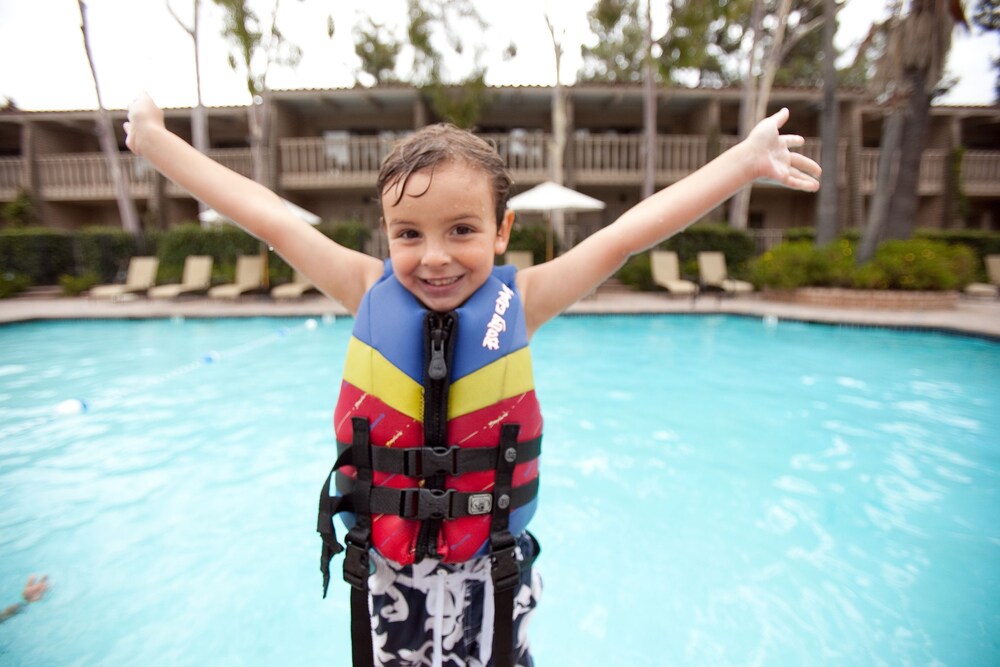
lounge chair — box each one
[208,255,266,299]
[148,255,214,299]
[964,254,1000,299]
[89,256,159,299]
[650,250,698,297]
[270,270,319,299]
[697,251,753,295]
[504,250,534,271]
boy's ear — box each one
[494,209,515,254]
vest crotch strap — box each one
[489,423,521,667]
[343,417,375,667]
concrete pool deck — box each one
[2,289,999,340]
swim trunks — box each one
[369,532,542,667]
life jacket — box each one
[317,261,543,667]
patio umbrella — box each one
[507,181,605,260]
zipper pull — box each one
[428,326,447,380]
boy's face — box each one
[382,161,514,313]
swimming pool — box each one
[1,315,997,665]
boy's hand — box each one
[745,108,821,192]
[123,92,165,157]
[22,574,48,603]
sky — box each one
[0,0,996,112]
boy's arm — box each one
[516,108,820,335]
[124,93,383,314]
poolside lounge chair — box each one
[208,255,266,299]
[89,256,159,299]
[697,251,753,295]
[148,255,214,299]
[964,254,1000,299]
[650,250,698,297]
[270,270,319,299]
[504,250,534,271]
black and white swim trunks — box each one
[368,532,542,667]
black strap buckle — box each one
[400,487,455,520]
[490,533,520,593]
[342,530,371,590]
[404,446,460,476]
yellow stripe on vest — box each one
[449,346,535,418]
[342,337,423,421]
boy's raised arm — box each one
[516,108,820,335]
[124,92,383,314]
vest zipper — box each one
[416,311,456,561]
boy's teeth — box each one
[426,277,457,286]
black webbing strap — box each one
[364,477,538,520]
[490,424,522,667]
[342,417,375,667]
[370,437,541,477]
[317,468,345,598]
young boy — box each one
[124,93,819,667]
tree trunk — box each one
[884,65,932,240]
[815,0,840,245]
[641,0,656,200]
[78,0,143,246]
[857,107,905,264]
[728,0,765,230]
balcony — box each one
[2,135,998,205]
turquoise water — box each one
[0,315,998,666]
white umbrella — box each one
[507,182,605,260]
[198,199,322,225]
[507,181,605,214]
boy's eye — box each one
[398,229,420,240]
[453,225,475,235]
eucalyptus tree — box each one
[973,0,999,100]
[77,0,143,243]
[857,0,969,263]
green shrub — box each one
[58,272,100,296]
[656,222,755,277]
[506,223,550,265]
[1,190,40,228]
[74,226,141,282]
[751,239,856,289]
[615,253,654,290]
[318,220,370,252]
[0,272,31,298]
[752,238,976,291]
[856,239,976,290]
[0,227,75,283]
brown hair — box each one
[377,123,513,227]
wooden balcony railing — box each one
[2,137,998,204]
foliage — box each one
[0,227,75,284]
[655,223,756,276]
[615,253,654,291]
[0,272,31,299]
[317,220,370,252]
[505,224,550,266]
[75,226,142,282]
[658,0,752,86]
[1,189,40,228]
[353,16,403,85]
[58,272,99,296]
[973,0,1000,101]
[615,222,755,289]
[751,237,978,291]
[578,0,646,83]
[212,0,302,97]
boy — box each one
[124,93,819,667]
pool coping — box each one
[2,292,999,340]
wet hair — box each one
[377,123,513,228]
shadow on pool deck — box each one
[2,289,999,340]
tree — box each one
[857,0,968,263]
[973,0,999,100]
[578,0,646,83]
[167,0,211,225]
[815,0,840,245]
[353,16,403,86]
[77,0,143,244]
[658,0,753,86]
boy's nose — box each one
[421,241,450,266]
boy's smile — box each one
[382,160,513,313]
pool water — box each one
[1,315,998,666]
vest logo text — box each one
[482,284,514,350]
